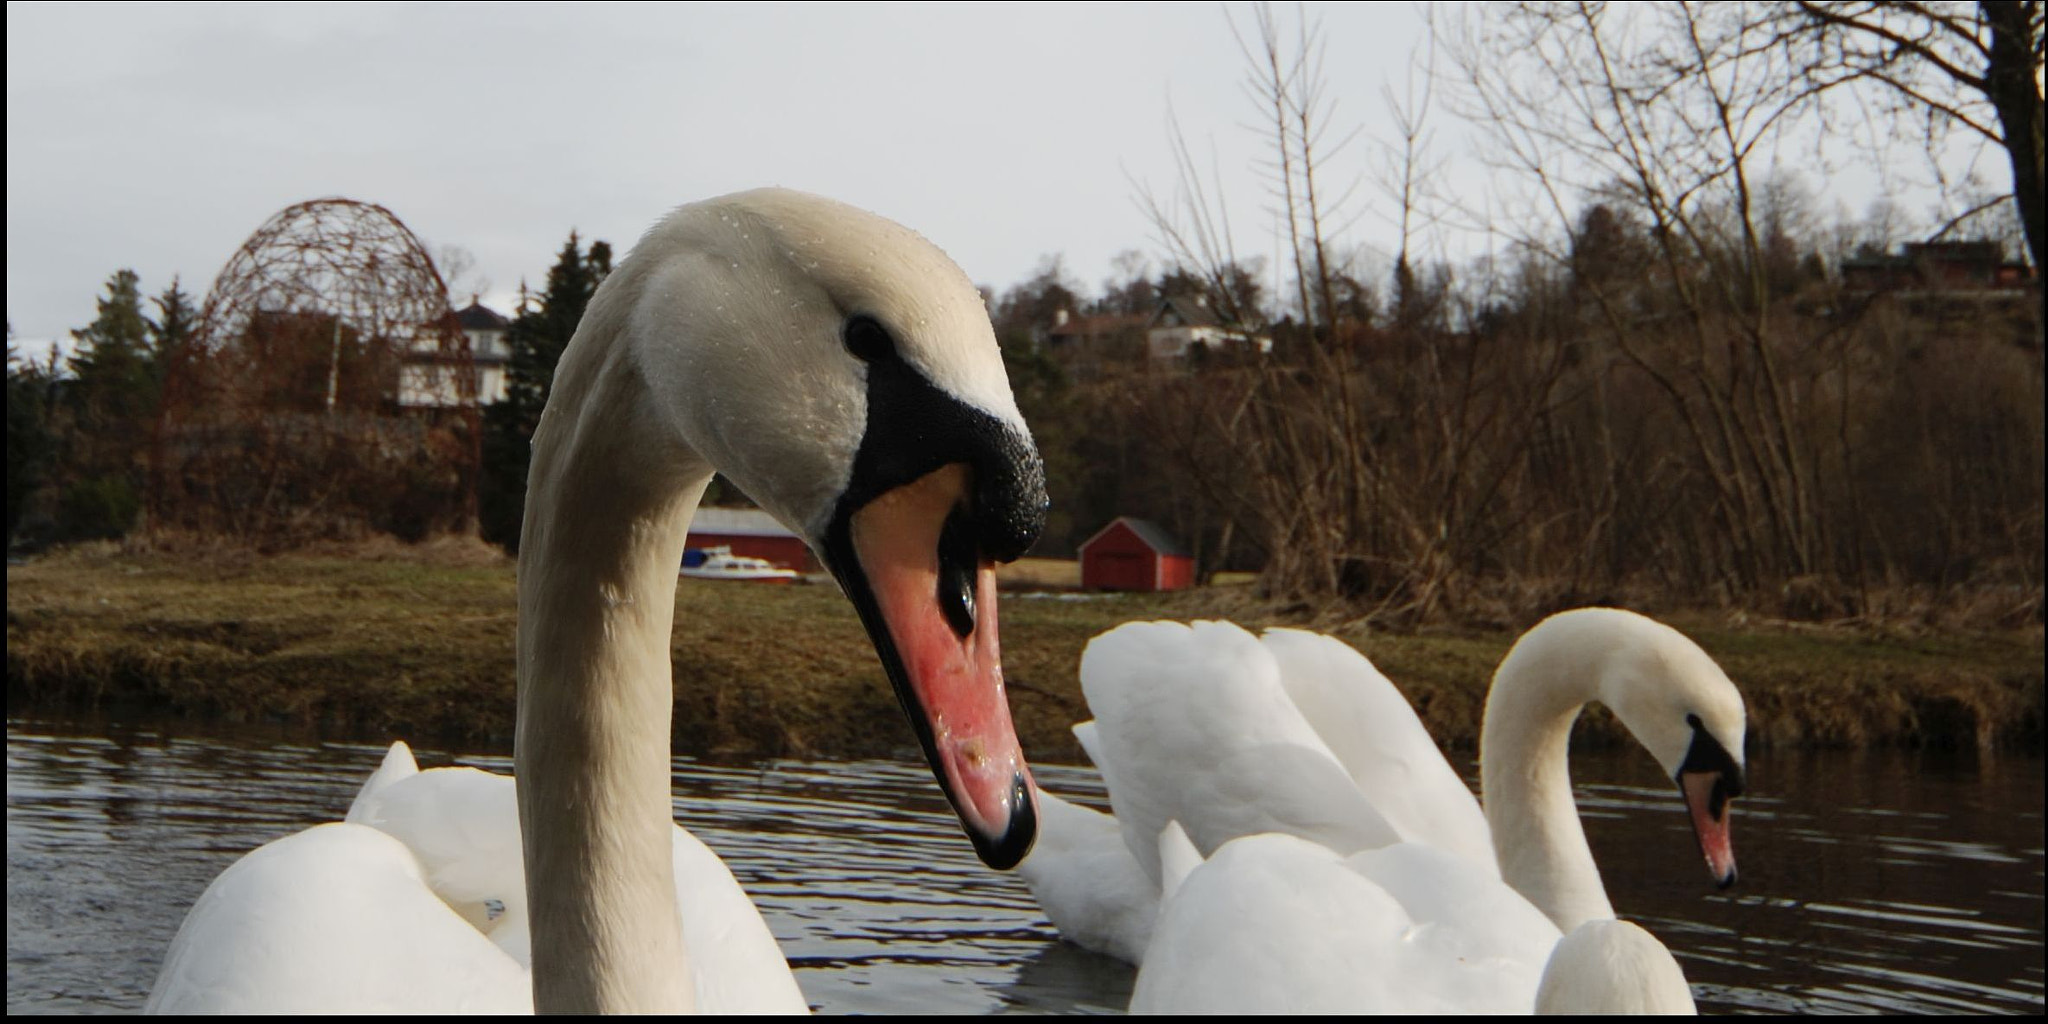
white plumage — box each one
[1020,610,1741,1013]
[146,742,806,1013]
[144,188,1043,1014]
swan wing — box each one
[1536,919,1697,1014]
[670,823,810,1013]
[348,764,526,939]
[1188,741,1400,858]
[1345,841,1561,991]
[1133,834,1405,1013]
[1261,628,1496,872]
[343,740,421,823]
[1135,834,1559,1014]
[1079,621,1396,883]
[144,822,531,1014]
[1014,788,1159,965]
[1155,820,1202,901]
[349,761,807,1011]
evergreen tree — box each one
[59,270,161,540]
[68,269,154,411]
[478,233,613,552]
[6,333,56,545]
[149,277,197,373]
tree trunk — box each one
[1983,0,2046,273]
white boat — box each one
[680,546,800,583]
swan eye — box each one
[843,314,897,363]
[936,505,978,639]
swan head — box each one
[1584,610,1747,889]
[557,188,1046,868]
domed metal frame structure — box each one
[152,197,481,541]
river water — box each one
[6,717,2042,1014]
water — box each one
[6,718,2042,1014]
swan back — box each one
[1079,620,1398,884]
[144,823,532,1014]
[1535,919,1696,1014]
[1134,834,1558,1014]
[346,763,527,940]
[343,759,806,1012]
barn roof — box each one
[688,506,796,537]
[1079,516,1191,558]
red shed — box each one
[686,507,818,572]
[1079,516,1195,592]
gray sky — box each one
[6,3,1448,353]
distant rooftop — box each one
[1080,515,1191,558]
[452,299,510,331]
[1151,293,1223,328]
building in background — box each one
[399,299,511,408]
[1079,516,1194,591]
[685,506,818,572]
[1145,294,1271,361]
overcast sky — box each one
[6,3,1466,353]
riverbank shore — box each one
[8,544,2041,759]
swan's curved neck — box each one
[1479,647,1616,933]
[515,344,712,1013]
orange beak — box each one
[828,463,1037,868]
[1679,768,1738,888]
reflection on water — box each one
[6,718,2043,1014]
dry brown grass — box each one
[994,557,1081,590]
[7,545,2040,759]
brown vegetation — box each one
[997,3,2042,633]
[8,546,2039,760]
[150,199,481,547]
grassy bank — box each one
[7,543,2041,760]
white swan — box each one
[1022,610,1744,1011]
[146,742,805,1012]
[143,188,1051,1013]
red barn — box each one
[685,507,818,572]
[1079,517,1195,592]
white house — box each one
[1145,294,1271,361]
[398,299,513,408]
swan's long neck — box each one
[1479,639,1617,933]
[515,337,713,1013]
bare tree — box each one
[1450,1,2042,610]
[1688,2,2043,270]
[1125,3,1582,622]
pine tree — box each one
[6,333,57,545]
[59,270,160,540]
[148,277,197,375]
[478,233,613,552]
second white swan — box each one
[1020,610,1745,1012]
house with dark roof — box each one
[1839,241,2034,294]
[398,299,513,409]
[1031,307,1149,378]
[1041,307,1149,350]
[1079,516,1195,591]
[1145,294,1271,361]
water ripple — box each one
[6,720,2043,1015]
